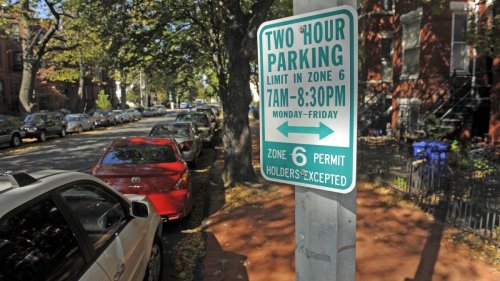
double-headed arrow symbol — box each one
[277,121,334,140]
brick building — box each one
[1,19,116,116]
[359,0,499,145]
[0,19,22,114]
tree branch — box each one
[241,0,274,57]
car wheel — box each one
[38,130,47,142]
[144,237,162,281]
[60,127,67,138]
[10,134,22,147]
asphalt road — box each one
[0,109,218,281]
[0,111,181,172]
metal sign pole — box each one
[293,1,357,281]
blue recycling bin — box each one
[412,141,449,165]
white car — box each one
[153,105,166,115]
[0,170,163,281]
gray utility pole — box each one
[293,1,357,281]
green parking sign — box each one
[258,6,358,193]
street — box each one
[0,110,218,281]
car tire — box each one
[144,237,162,281]
[60,127,67,138]
[38,130,47,142]
[10,134,22,147]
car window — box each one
[0,196,86,281]
[24,114,45,123]
[65,115,80,122]
[150,124,190,136]
[60,183,128,254]
[176,114,209,126]
[101,144,178,164]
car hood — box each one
[92,163,186,195]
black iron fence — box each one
[357,137,500,245]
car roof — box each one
[154,121,191,126]
[0,170,118,217]
[110,137,176,147]
[177,111,205,116]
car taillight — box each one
[173,171,189,190]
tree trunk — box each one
[19,60,36,114]
[221,54,255,186]
[120,71,127,109]
[18,0,35,115]
[77,49,85,112]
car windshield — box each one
[65,115,81,121]
[176,114,208,126]
[101,144,177,164]
[150,124,190,137]
[24,114,45,123]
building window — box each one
[13,52,23,71]
[400,8,422,79]
[381,37,393,82]
[398,98,422,134]
[450,12,469,74]
[11,24,20,41]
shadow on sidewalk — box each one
[204,232,249,281]
[404,202,448,281]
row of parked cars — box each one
[0,107,162,148]
[0,103,222,280]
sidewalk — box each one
[202,120,500,281]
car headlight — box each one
[23,127,37,132]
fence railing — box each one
[357,137,500,245]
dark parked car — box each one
[149,121,202,167]
[0,114,26,147]
[175,111,215,146]
[22,112,67,142]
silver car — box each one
[65,113,95,133]
[175,112,215,146]
[112,110,125,124]
[149,121,202,167]
[0,170,163,281]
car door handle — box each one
[113,263,125,281]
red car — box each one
[91,137,192,221]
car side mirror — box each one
[130,201,149,218]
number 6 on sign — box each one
[292,147,307,166]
